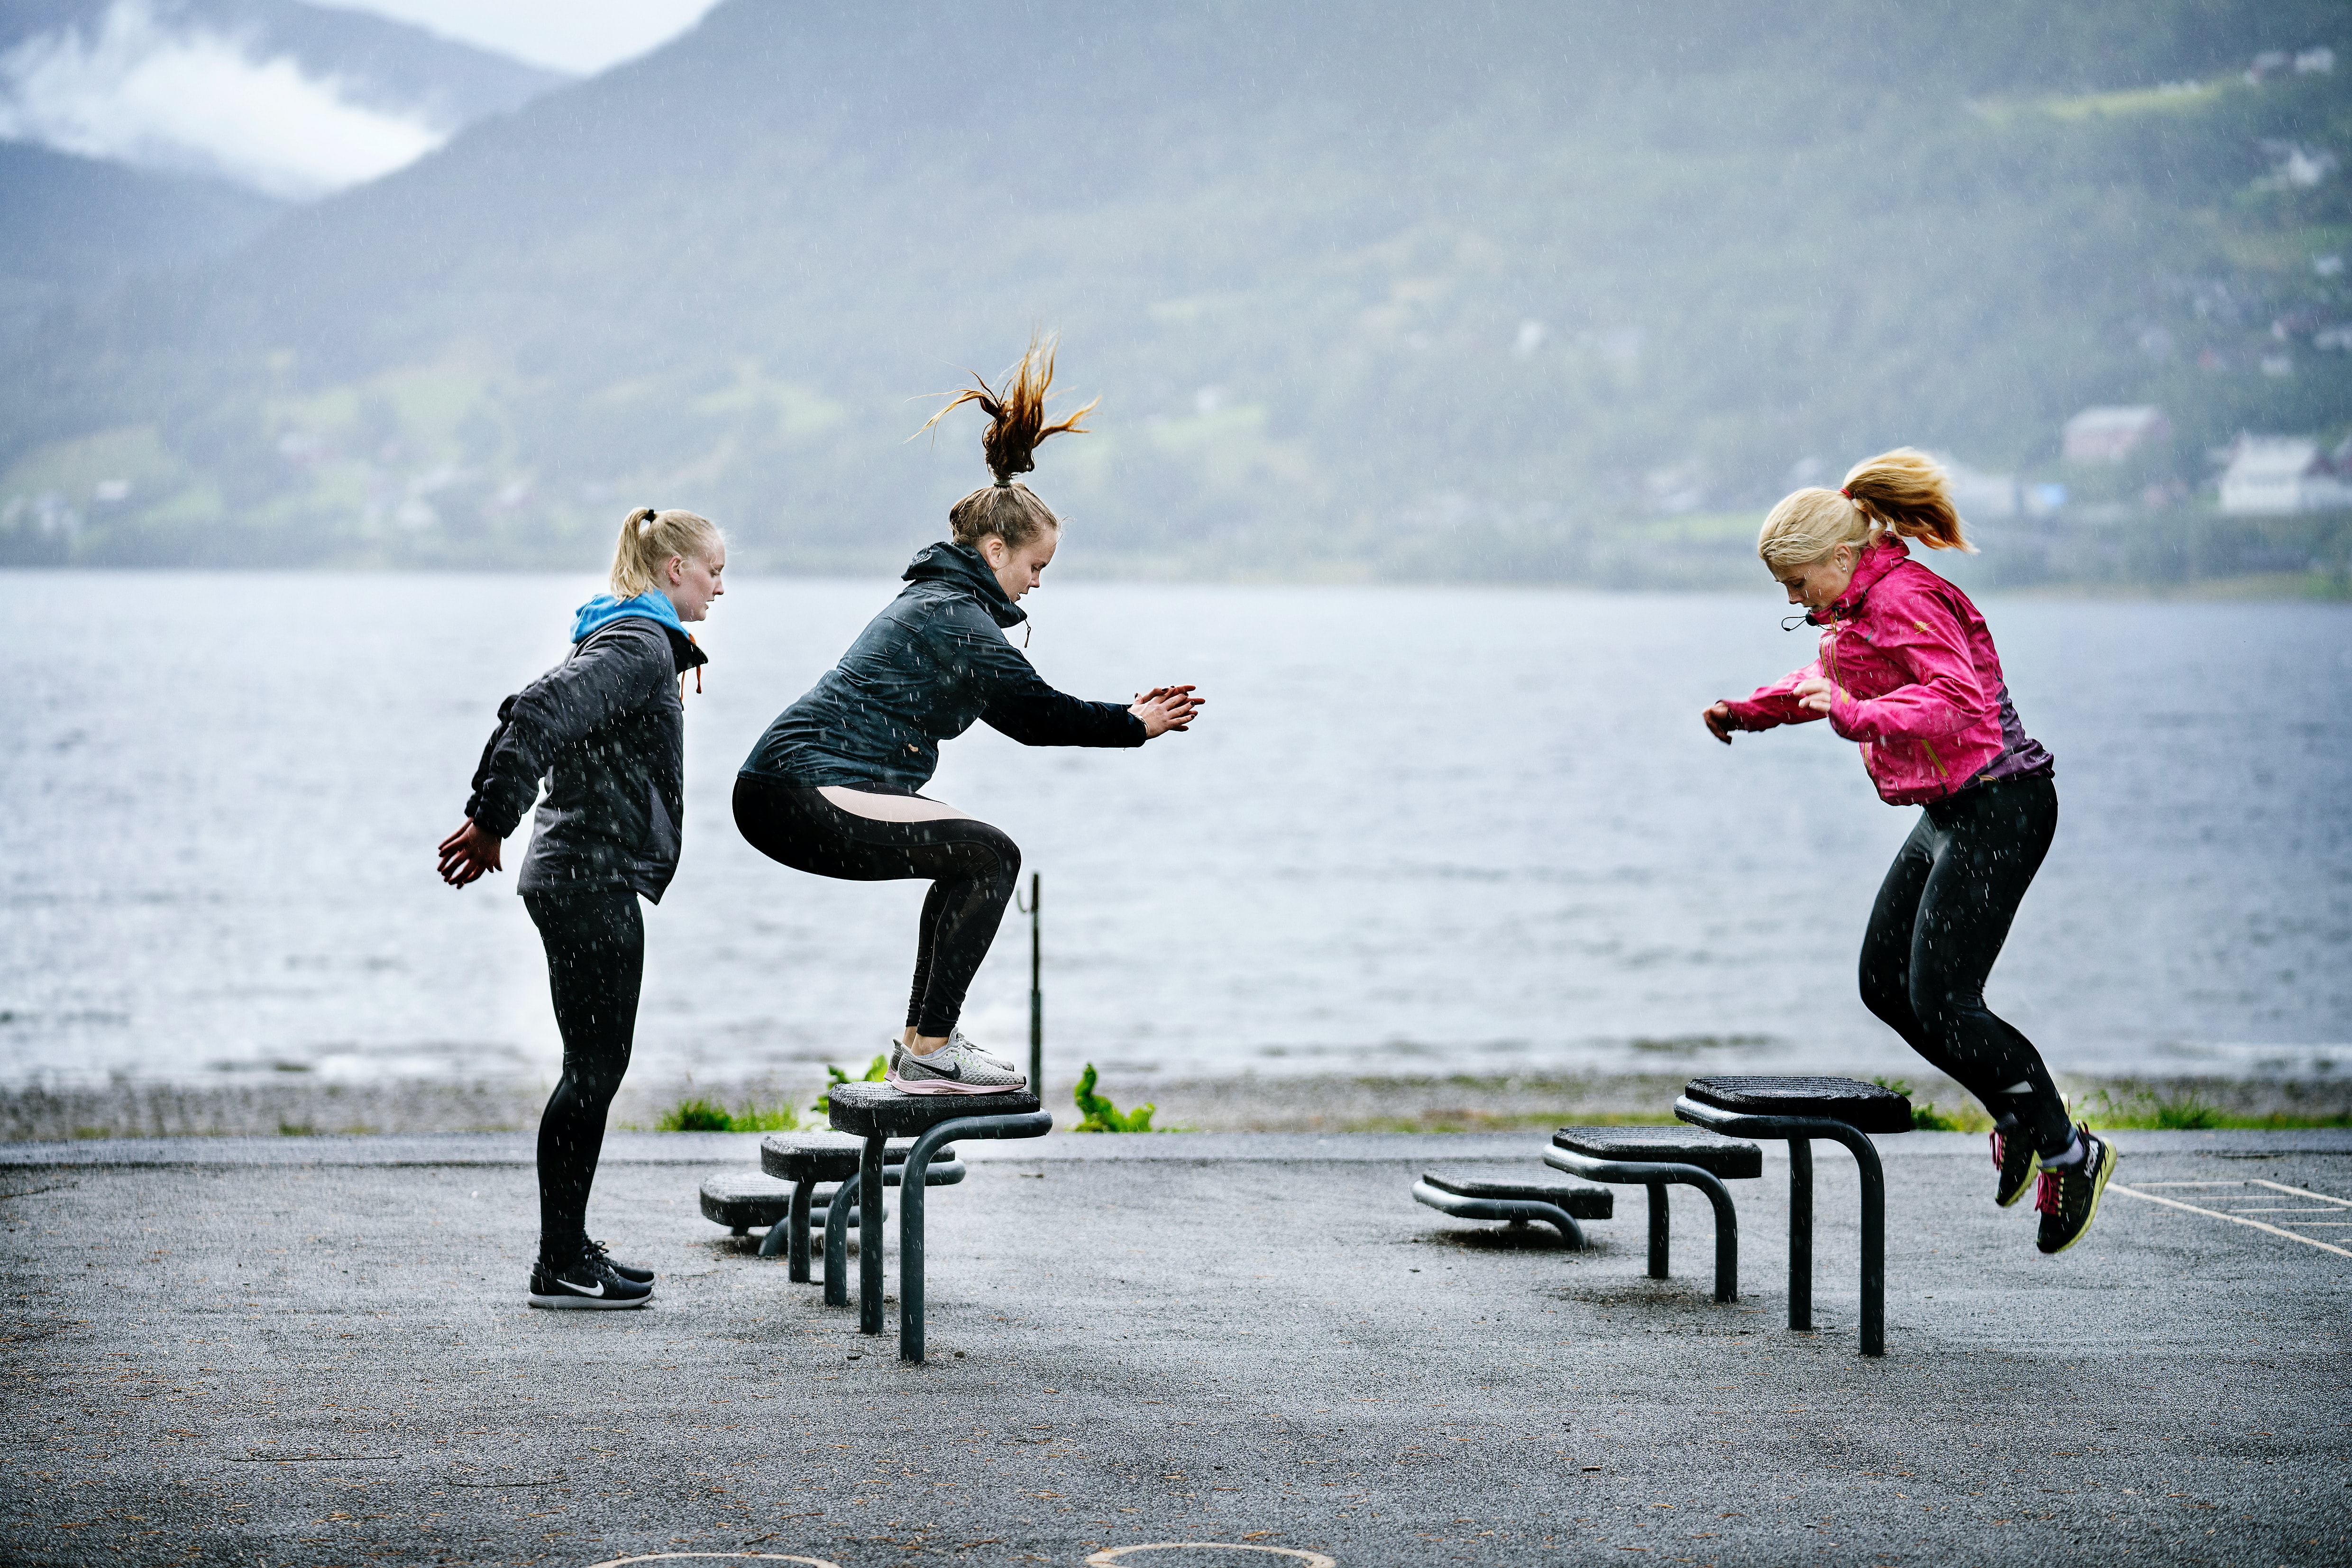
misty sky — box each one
[310,0,723,74]
[0,0,723,197]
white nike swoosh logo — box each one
[567,1278,605,1297]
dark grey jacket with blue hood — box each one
[742,541,1144,792]
[465,593,708,902]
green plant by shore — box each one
[1873,1077,1990,1133]
[2076,1087,2350,1131]
[654,1097,802,1133]
[813,1055,888,1117]
[1073,1064,1157,1133]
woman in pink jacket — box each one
[1702,449,2114,1256]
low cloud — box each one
[0,0,448,198]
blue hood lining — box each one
[571,590,687,644]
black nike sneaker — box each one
[583,1238,654,1289]
[2035,1126,2116,1256]
[528,1248,652,1310]
[1991,1125,2040,1208]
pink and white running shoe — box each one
[887,1029,1028,1096]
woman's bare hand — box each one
[1130,684,1204,739]
[437,819,503,887]
[1702,701,1736,744]
[1792,676,1839,715]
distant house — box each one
[2062,405,2170,463]
[2217,437,2352,515]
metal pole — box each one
[1027,872,1043,1091]
[1788,1138,1813,1331]
[858,1135,886,1335]
[1647,1184,1669,1278]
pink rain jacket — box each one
[1720,538,2047,806]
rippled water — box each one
[3,569,2347,1090]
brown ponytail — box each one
[1757,448,1973,573]
[919,334,1098,553]
[1840,448,1972,551]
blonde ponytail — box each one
[609,506,722,596]
[920,333,1097,554]
[1757,447,1973,573]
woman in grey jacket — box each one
[439,506,725,1308]
[737,341,1201,1093]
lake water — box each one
[3,570,2348,1091]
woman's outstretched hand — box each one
[1702,701,1736,744]
[437,819,503,887]
[1131,684,1204,739]
[1791,676,1838,715]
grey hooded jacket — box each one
[465,616,708,902]
[741,541,1144,792]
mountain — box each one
[0,0,568,197]
[0,139,281,338]
[0,0,2346,581]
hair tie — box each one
[1839,487,1854,499]
[638,508,657,532]
[993,475,1013,489]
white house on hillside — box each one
[2063,405,2170,463]
[2217,437,2352,515]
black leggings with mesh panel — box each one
[1857,771,2072,1156]
[732,775,1021,1040]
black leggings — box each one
[523,888,642,1262]
[1858,773,2071,1155]
[733,776,1021,1039]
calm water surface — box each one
[3,570,2347,1090]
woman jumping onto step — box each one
[735,339,1201,1094]
[1702,450,2114,1256]
[439,506,726,1308]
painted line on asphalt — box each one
[1086,1547,1338,1567]
[579,1556,841,1568]
[2110,1183,2352,1258]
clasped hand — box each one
[1129,683,1204,738]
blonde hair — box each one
[1757,448,1974,574]
[609,506,722,596]
[919,334,1098,553]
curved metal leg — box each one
[1680,1169,1739,1303]
[789,1178,815,1276]
[1814,1125,1886,1356]
[1646,1184,1670,1278]
[858,1135,886,1335]
[823,1180,853,1307]
[1788,1138,1812,1330]
[894,1110,1053,1364]
[899,1120,958,1365]
[1408,1182,1586,1249]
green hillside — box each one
[2,0,2346,587]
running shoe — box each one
[888,1029,1027,1096]
[582,1238,654,1288]
[1992,1126,2040,1208]
[894,1028,1016,1075]
[528,1249,653,1310]
[2034,1126,2116,1255]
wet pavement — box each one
[2,1129,2346,1567]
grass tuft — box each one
[812,1055,888,1117]
[1073,1063,1157,1132]
[1872,1076,1989,1133]
[656,1098,735,1132]
[656,1097,802,1133]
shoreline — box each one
[4,1068,2345,1143]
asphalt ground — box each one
[0,1129,2346,1568]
